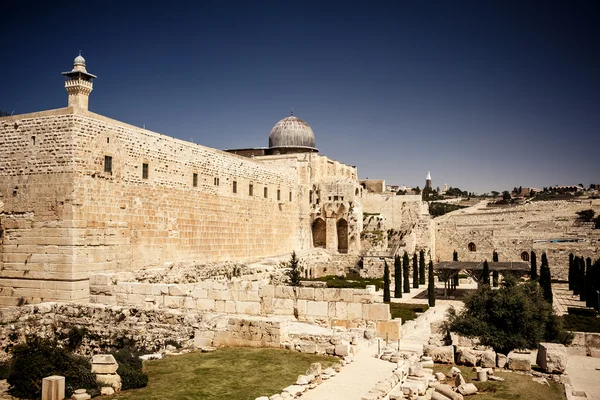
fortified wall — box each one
[0,107,305,305]
[435,200,600,279]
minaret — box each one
[425,171,432,189]
[62,52,97,110]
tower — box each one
[425,171,432,189]
[62,52,97,110]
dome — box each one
[268,115,317,151]
[74,54,86,66]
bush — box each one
[7,336,98,399]
[0,361,11,380]
[567,307,598,317]
[112,347,148,390]
[562,314,600,333]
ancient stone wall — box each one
[89,274,391,326]
[435,200,600,279]
[0,108,310,305]
[0,110,88,304]
[0,302,286,361]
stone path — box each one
[300,340,396,400]
[566,355,600,399]
[554,283,588,315]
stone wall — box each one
[0,108,305,305]
[435,200,600,279]
[89,274,391,325]
[0,302,286,361]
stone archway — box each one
[468,242,476,252]
[521,251,530,261]
[337,218,348,254]
[312,218,326,248]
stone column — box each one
[42,375,65,400]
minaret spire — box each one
[62,52,97,110]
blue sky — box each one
[1,1,598,193]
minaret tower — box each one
[425,171,432,189]
[62,52,97,110]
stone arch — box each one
[355,188,359,196]
[468,242,476,252]
[312,218,326,248]
[521,251,530,261]
[337,218,348,254]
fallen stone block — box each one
[536,343,568,374]
[100,387,115,396]
[456,348,478,366]
[496,353,507,368]
[70,389,91,400]
[435,372,446,382]
[435,384,464,400]
[457,383,478,395]
[296,375,309,385]
[480,350,496,368]
[488,375,505,381]
[432,392,452,400]
[429,345,455,364]
[507,354,531,372]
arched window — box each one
[468,242,476,252]
[312,218,326,248]
[309,190,313,204]
[337,218,348,254]
[521,251,530,261]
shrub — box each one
[567,307,598,317]
[285,251,302,286]
[0,361,11,380]
[389,303,429,322]
[7,336,98,399]
[112,347,148,390]
[562,314,600,333]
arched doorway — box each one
[468,242,476,252]
[312,218,326,248]
[337,218,348,254]
[521,251,530,261]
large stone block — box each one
[42,375,65,400]
[480,350,496,368]
[362,303,391,321]
[456,347,478,366]
[347,302,363,320]
[235,301,261,315]
[537,343,567,373]
[96,374,122,392]
[428,346,455,364]
[376,320,401,340]
[306,301,328,317]
[507,354,531,371]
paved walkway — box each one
[567,355,600,399]
[300,340,396,400]
[554,283,587,315]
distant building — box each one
[425,171,432,190]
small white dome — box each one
[74,54,86,66]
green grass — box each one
[562,314,600,333]
[388,303,429,322]
[432,365,566,400]
[105,348,336,400]
[306,273,384,290]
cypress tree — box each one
[383,260,391,302]
[480,260,490,287]
[576,256,580,295]
[540,253,553,304]
[419,250,426,285]
[593,259,600,311]
[579,257,586,302]
[428,260,436,307]
[394,254,402,298]
[413,253,419,288]
[586,257,593,308]
[530,251,538,280]
[403,251,410,293]
[453,250,459,288]
[492,250,498,262]
[569,253,575,290]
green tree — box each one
[586,257,593,308]
[403,251,410,293]
[573,256,581,296]
[383,260,391,302]
[286,251,302,286]
[453,250,458,262]
[576,209,595,221]
[502,190,511,201]
[0,111,10,117]
[480,260,490,287]
[394,254,402,298]
[448,276,573,355]
[579,257,586,302]
[530,251,538,280]
[452,250,460,288]
[414,186,421,195]
[568,253,575,291]
[419,250,426,285]
[412,253,419,288]
[428,260,435,307]
[539,253,552,304]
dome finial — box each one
[290,107,294,116]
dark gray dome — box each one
[268,116,317,151]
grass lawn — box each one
[306,272,384,290]
[105,348,336,400]
[388,303,429,322]
[432,365,566,400]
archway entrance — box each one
[312,218,326,248]
[337,218,348,254]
